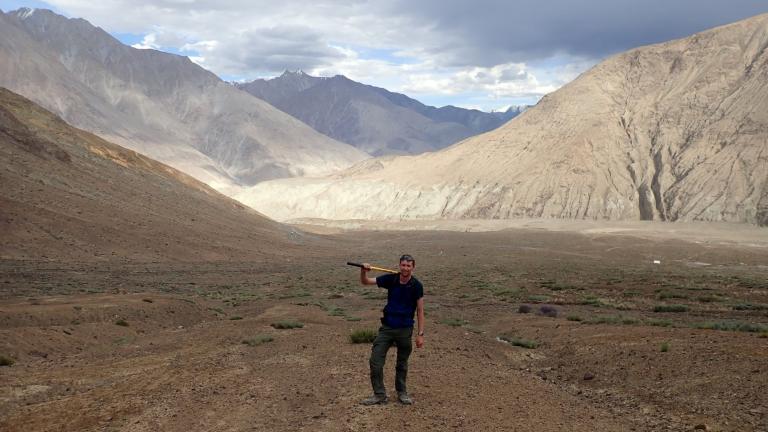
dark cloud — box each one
[387,0,768,66]
[235,26,345,72]
[197,25,347,75]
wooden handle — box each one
[346,262,398,274]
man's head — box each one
[399,254,415,278]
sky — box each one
[3,0,768,111]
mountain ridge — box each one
[0,87,318,261]
[236,71,525,156]
[236,13,768,226]
[0,8,368,192]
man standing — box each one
[359,254,425,405]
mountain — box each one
[0,8,368,192]
[236,71,524,156]
[236,14,768,226]
[0,87,314,261]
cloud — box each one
[131,33,158,50]
[384,0,768,67]
[201,26,348,76]
[400,62,558,100]
[36,0,768,108]
[40,0,768,71]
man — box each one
[359,254,425,405]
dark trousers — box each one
[369,325,413,396]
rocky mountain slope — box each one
[0,87,314,261]
[237,71,523,156]
[237,14,768,225]
[0,8,367,192]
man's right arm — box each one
[360,263,377,285]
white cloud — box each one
[400,62,560,100]
[131,33,158,50]
[36,0,766,110]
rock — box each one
[583,372,595,381]
[693,424,708,430]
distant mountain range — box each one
[236,71,526,156]
[237,13,768,225]
[0,8,367,192]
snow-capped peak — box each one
[16,7,37,20]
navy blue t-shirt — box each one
[376,273,424,328]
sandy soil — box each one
[1,227,767,431]
[290,218,768,249]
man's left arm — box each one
[415,297,425,348]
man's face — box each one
[399,260,414,277]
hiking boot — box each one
[361,394,388,405]
[397,392,413,405]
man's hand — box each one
[360,263,376,285]
[415,334,424,348]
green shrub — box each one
[566,315,583,322]
[583,315,637,325]
[345,316,362,321]
[440,318,468,327]
[0,355,14,366]
[142,298,154,303]
[229,316,243,320]
[465,325,483,334]
[660,342,670,352]
[242,335,274,346]
[579,296,605,307]
[653,305,689,313]
[647,319,672,327]
[115,319,129,327]
[349,329,377,344]
[584,315,619,325]
[498,335,538,349]
[493,288,521,297]
[693,321,768,333]
[271,320,304,329]
[113,336,131,345]
[527,295,549,303]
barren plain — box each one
[1,225,767,432]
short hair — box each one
[399,254,415,265]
